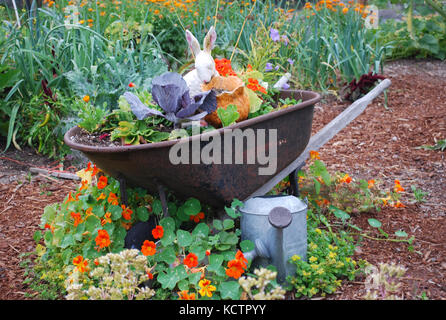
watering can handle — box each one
[268,207,292,229]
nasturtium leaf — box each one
[231,199,244,209]
[167,202,177,216]
[152,199,163,215]
[209,254,224,268]
[192,223,209,238]
[224,206,240,219]
[219,231,239,245]
[395,230,408,237]
[330,205,350,221]
[176,205,190,222]
[246,87,262,114]
[109,205,123,221]
[215,243,231,251]
[60,234,74,249]
[188,272,202,286]
[85,215,101,232]
[183,198,201,216]
[313,178,321,195]
[94,205,105,218]
[368,218,382,228]
[217,104,240,127]
[213,219,223,231]
[161,229,175,246]
[43,230,53,244]
[177,230,193,247]
[177,279,190,292]
[240,239,255,252]
[223,219,235,230]
[33,231,42,243]
[104,222,115,236]
[155,246,176,264]
[114,225,127,242]
[160,217,176,232]
[62,249,72,265]
[190,244,206,261]
[219,281,241,300]
[136,206,149,222]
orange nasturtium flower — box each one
[73,255,88,272]
[95,229,111,249]
[141,240,156,256]
[101,212,112,226]
[128,82,136,88]
[198,279,216,298]
[83,95,90,103]
[183,252,199,268]
[97,175,108,189]
[70,212,83,227]
[96,193,106,201]
[189,212,204,223]
[392,200,405,208]
[310,150,320,160]
[121,204,133,220]
[152,225,164,239]
[108,192,119,205]
[394,179,405,193]
[340,173,352,184]
[367,179,375,189]
[178,290,196,300]
[225,259,245,279]
[79,179,89,191]
[246,78,267,94]
[65,191,75,204]
[235,250,248,269]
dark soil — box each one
[0,59,445,300]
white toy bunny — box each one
[183,26,218,97]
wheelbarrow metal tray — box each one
[64,90,321,207]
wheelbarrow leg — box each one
[118,175,128,207]
[288,165,303,197]
[156,182,169,218]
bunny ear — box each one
[203,26,217,53]
[185,30,201,57]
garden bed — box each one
[0,59,445,300]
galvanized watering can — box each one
[240,195,308,283]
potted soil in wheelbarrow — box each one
[64,70,321,208]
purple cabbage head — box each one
[124,72,217,127]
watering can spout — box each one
[268,207,293,283]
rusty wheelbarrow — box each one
[64,79,391,212]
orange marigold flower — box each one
[178,290,196,300]
[121,204,133,220]
[225,259,245,279]
[342,7,348,14]
[152,225,164,239]
[189,211,204,223]
[97,176,108,189]
[310,150,320,160]
[183,252,198,268]
[141,240,156,256]
[95,229,111,249]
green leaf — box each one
[161,229,176,246]
[109,205,123,221]
[395,230,408,238]
[224,206,240,219]
[33,231,42,243]
[313,178,321,195]
[217,104,240,127]
[219,281,241,300]
[136,206,149,222]
[223,219,235,230]
[240,240,255,252]
[209,254,224,268]
[155,246,176,264]
[183,198,201,216]
[62,249,72,265]
[157,266,188,290]
[188,272,202,287]
[60,234,74,249]
[246,88,263,113]
[160,217,176,232]
[329,206,350,222]
[85,215,101,232]
[177,230,193,247]
[213,219,223,231]
[368,218,382,228]
[152,199,163,215]
[192,223,209,239]
[219,231,239,245]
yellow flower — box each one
[311,264,319,270]
[309,242,318,250]
[328,251,337,259]
[198,279,216,298]
[309,256,318,263]
[336,261,345,268]
[316,268,325,275]
[309,287,317,295]
[315,228,322,235]
[291,255,301,262]
[302,270,311,277]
